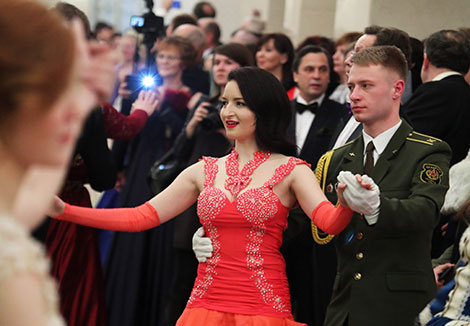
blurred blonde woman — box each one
[0,0,115,325]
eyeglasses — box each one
[156,53,181,61]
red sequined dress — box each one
[177,154,307,326]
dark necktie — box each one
[296,101,319,114]
[364,141,375,176]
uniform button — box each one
[354,273,362,281]
[356,252,364,260]
[357,232,364,240]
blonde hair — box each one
[351,45,408,82]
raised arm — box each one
[50,160,204,231]
[290,164,353,235]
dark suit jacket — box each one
[287,98,350,165]
[317,121,451,326]
[283,98,348,326]
[403,74,470,166]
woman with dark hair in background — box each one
[256,33,295,95]
[48,67,358,325]
[164,42,254,325]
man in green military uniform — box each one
[316,46,451,326]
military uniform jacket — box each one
[317,121,451,326]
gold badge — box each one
[420,163,443,184]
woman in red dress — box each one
[49,67,356,325]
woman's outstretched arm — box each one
[289,164,353,235]
[49,160,204,231]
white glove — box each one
[441,152,470,215]
[337,171,380,225]
[192,227,213,263]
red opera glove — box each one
[311,201,353,235]
[56,201,160,231]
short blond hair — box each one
[351,45,408,82]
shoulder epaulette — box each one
[406,131,443,146]
[315,150,334,191]
[312,150,335,245]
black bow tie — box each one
[296,101,319,114]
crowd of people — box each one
[1,0,470,326]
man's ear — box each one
[422,53,430,71]
[392,79,405,100]
[293,71,299,83]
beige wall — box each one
[284,0,336,45]
[369,0,470,39]
[38,0,90,12]
[334,0,470,40]
[39,0,470,43]
[334,0,372,37]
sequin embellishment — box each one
[224,149,271,196]
[238,157,304,313]
[189,158,225,304]
[191,155,308,313]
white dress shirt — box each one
[295,94,324,153]
[432,71,461,81]
[333,116,361,149]
[362,120,402,166]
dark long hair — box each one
[258,33,294,89]
[227,67,297,156]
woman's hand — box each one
[185,102,210,138]
[47,196,66,218]
[336,182,349,208]
[131,90,160,115]
[433,263,455,290]
[83,40,118,104]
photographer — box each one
[164,42,254,325]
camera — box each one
[197,95,223,132]
[130,12,164,37]
[131,0,165,67]
[130,16,145,28]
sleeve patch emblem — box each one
[420,163,443,184]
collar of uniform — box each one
[362,120,402,158]
[432,71,461,81]
[296,93,325,107]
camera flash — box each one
[142,75,155,88]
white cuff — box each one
[364,211,379,225]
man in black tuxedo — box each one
[403,29,470,167]
[283,45,349,326]
[403,29,470,260]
